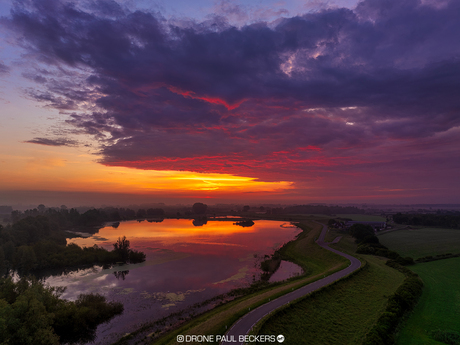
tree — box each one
[349,224,378,244]
[147,208,165,216]
[12,215,63,246]
[192,203,207,215]
[3,241,15,263]
[14,246,37,272]
[0,247,5,274]
[0,276,123,344]
[113,236,130,262]
[136,209,146,218]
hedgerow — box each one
[362,261,423,345]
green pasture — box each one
[256,255,405,345]
[396,257,460,345]
[378,227,460,258]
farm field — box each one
[396,257,460,345]
[255,255,405,345]
[378,227,460,258]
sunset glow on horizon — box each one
[0,147,293,196]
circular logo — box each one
[177,335,185,342]
[277,335,285,343]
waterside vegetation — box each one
[0,276,123,344]
[0,214,146,275]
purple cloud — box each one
[0,61,9,74]
[3,0,460,183]
[24,137,79,146]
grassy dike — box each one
[141,221,349,345]
[254,240,405,345]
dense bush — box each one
[431,330,460,345]
[349,224,376,243]
[356,243,414,266]
[0,276,123,344]
[416,253,460,263]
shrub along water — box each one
[0,276,123,344]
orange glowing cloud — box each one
[0,146,292,196]
[99,167,293,193]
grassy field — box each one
[378,227,460,258]
[396,257,460,345]
[147,221,349,345]
[336,214,386,222]
[255,255,405,345]
[279,222,348,276]
[324,227,347,243]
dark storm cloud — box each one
[25,137,78,146]
[4,0,460,178]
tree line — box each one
[0,213,146,275]
[349,224,414,265]
[393,212,460,228]
[266,205,365,215]
[11,206,165,228]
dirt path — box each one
[221,223,361,345]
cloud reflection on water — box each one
[48,219,301,344]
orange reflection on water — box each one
[68,219,298,258]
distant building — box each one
[345,221,387,231]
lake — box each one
[44,218,302,344]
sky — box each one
[0,0,459,207]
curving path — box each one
[221,223,361,345]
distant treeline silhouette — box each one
[11,206,165,228]
[393,212,460,228]
[266,205,364,215]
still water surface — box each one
[45,219,302,344]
